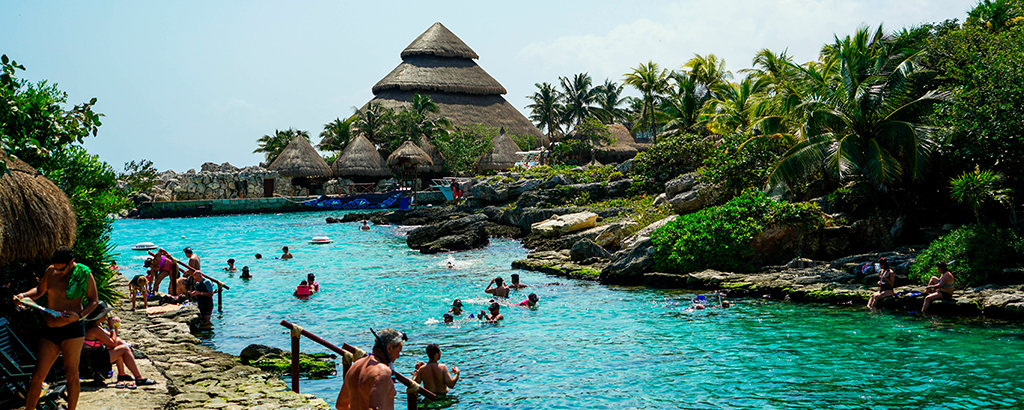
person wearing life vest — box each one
[294,280,312,297]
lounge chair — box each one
[0,317,66,410]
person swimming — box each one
[484,277,510,298]
[255,253,262,260]
[360,220,371,231]
[516,293,539,307]
[240,266,251,279]
[449,299,464,316]
[442,313,454,324]
[294,280,312,297]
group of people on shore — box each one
[866,259,956,313]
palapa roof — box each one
[268,136,332,178]
[387,140,434,168]
[332,135,391,178]
[599,124,639,154]
[364,22,544,145]
[476,132,522,172]
[418,136,446,174]
[0,153,77,265]
[401,22,479,59]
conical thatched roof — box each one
[476,132,521,172]
[332,135,391,178]
[418,136,446,174]
[0,153,77,265]
[268,136,332,178]
[401,22,480,59]
[364,22,544,146]
[596,124,639,164]
[387,141,433,168]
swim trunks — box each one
[42,321,85,345]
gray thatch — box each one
[476,132,521,172]
[364,22,544,147]
[387,141,433,168]
[400,22,479,59]
[268,136,332,178]
[417,136,446,174]
[332,135,391,178]
[596,124,639,163]
[0,153,77,265]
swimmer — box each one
[255,253,262,260]
[479,302,504,322]
[516,293,539,307]
[281,247,293,260]
[509,273,528,290]
[442,313,454,324]
[223,258,237,273]
[449,299,463,316]
[447,262,454,269]
[413,344,460,399]
[484,277,510,298]
[307,273,319,292]
[360,220,371,231]
[294,280,312,296]
[240,266,251,279]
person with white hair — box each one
[336,328,407,410]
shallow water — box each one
[112,212,1024,409]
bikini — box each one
[939,282,955,299]
[878,270,894,291]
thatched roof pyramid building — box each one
[268,136,332,177]
[0,153,77,264]
[367,22,545,143]
[333,135,391,178]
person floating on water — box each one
[360,220,371,231]
[336,328,406,410]
[255,253,262,260]
[484,277,509,298]
[413,343,460,405]
[509,273,528,290]
[280,246,293,260]
[867,259,895,309]
[516,293,539,307]
[449,299,463,316]
[223,258,237,273]
[447,261,454,269]
[479,302,504,322]
[240,266,251,279]
[923,261,956,313]
[306,273,319,292]
[294,280,312,297]
[442,313,454,324]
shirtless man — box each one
[360,221,371,231]
[183,247,201,271]
[484,277,509,298]
[479,303,504,322]
[281,246,293,259]
[509,273,528,290]
[413,344,460,400]
[337,328,406,410]
[13,246,99,410]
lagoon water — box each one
[112,212,1024,409]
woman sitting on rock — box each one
[83,302,157,388]
[867,259,895,309]
[922,261,955,313]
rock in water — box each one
[240,344,284,365]
[407,214,490,254]
[570,238,611,262]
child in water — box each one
[240,266,251,279]
[294,280,312,296]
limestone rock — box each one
[600,238,656,285]
[531,212,599,237]
[240,344,284,365]
[669,189,706,214]
[407,214,490,254]
[593,221,639,248]
[665,173,699,198]
[621,215,678,249]
[652,193,667,208]
[570,238,611,262]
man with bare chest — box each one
[336,328,406,410]
[413,344,459,399]
[12,246,99,410]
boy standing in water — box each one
[413,344,460,400]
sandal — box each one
[135,378,157,386]
[116,375,136,389]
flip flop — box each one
[135,378,157,386]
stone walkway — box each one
[72,275,329,410]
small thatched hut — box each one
[333,135,391,179]
[418,136,446,174]
[476,132,522,172]
[267,136,333,196]
[364,22,545,151]
[0,153,77,265]
[387,141,434,169]
[596,124,640,164]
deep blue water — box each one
[111,211,1024,409]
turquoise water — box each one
[111,212,1024,409]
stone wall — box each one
[137,162,357,201]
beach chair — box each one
[0,317,66,410]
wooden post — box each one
[408,392,417,410]
[170,267,177,296]
[217,283,223,311]
[291,332,300,393]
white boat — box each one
[309,236,333,244]
[131,242,158,251]
[430,177,472,202]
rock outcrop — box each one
[531,212,599,236]
[407,214,490,254]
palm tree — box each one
[254,128,310,164]
[408,94,450,140]
[699,77,770,135]
[526,82,564,139]
[623,61,670,137]
[660,71,706,135]
[766,25,944,191]
[593,79,627,124]
[682,54,733,98]
[355,103,395,147]
[950,166,1013,223]
[318,116,356,152]
[559,73,599,128]
[967,0,1023,32]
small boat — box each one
[309,236,333,245]
[131,242,158,251]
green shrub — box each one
[651,191,822,274]
[909,224,1023,287]
[631,133,710,181]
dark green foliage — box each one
[699,133,786,197]
[909,224,1023,287]
[510,133,539,151]
[318,116,356,153]
[652,191,822,274]
[431,124,494,176]
[120,159,158,195]
[630,133,709,181]
[254,128,309,164]
[550,118,612,165]
[517,164,616,184]
[252,353,337,379]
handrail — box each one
[279,320,436,402]
[148,251,230,290]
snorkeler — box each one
[516,293,539,307]
[479,303,504,322]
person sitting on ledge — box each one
[867,259,895,309]
[83,302,157,388]
[922,261,956,313]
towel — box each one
[66,263,91,300]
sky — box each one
[2,0,978,172]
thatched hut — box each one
[267,136,333,196]
[364,22,545,153]
[387,141,433,169]
[418,136,446,174]
[332,135,391,179]
[596,124,640,164]
[476,132,522,172]
[0,153,77,265]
